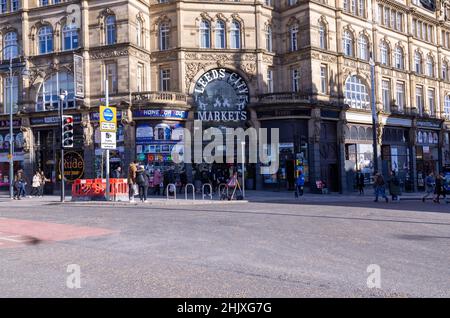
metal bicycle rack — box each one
[166,183,177,200]
[218,183,228,200]
[185,183,195,200]
[202,183,213,200]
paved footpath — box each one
[0,190,449,297]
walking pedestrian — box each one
[13,169,27,200]
[39,170,49,197]
[388,170,401,201]
[433,173,445,204]
[112,166,122,179]
[422,172,435,202]
[356,171,365,195]
[127,161,138,203]
[30,171,41,197]
[136,165,150,202]
[294,171,305,198]
[374,172,388,203]
[153,169,162,196]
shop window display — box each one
[135,122,185,188]
[0,131,24,187]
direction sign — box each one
[101,131,116,150]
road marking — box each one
[0,237,28,243]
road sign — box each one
[99,105,117,133]
[101,131,116,150]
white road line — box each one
[0,237,28,243]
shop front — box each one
[0,119,24,189]
[259,116,310,190]
[133,109,188,188]
[444,127,450,168]
[415,129,440,189]
[380,126,412,191]
[31,114,83,194]
[191,68,253,188]
[344,124,375,191]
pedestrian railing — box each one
[202,183,213,200]
[185,183,195,200]
[166,183,177,200]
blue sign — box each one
[103,108,114,121]
[133,109,188,119]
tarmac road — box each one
[0,197,449,297]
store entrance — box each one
[34,129,58,194]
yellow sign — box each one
[100,105,117,132]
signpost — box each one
[100,81,116,201]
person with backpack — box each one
[295,171,305,198]
[388,170,401,201]
[374,172,388,203]
[422,172,435,203]
[136,165,151,202]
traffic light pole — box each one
[60,92,65,202]
[105,79,110,201]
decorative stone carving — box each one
[20,126,33,153]
[90,49,129,60]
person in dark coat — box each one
[434,173,445,203]
[388,170,401,201]
[136,165,150,202]
[356,171,365,195]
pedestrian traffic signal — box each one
[62,115,74,148]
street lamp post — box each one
[369,56,379,173]
[241,141,245,198]
[0,44,29,199]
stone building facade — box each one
[0,0,450,193]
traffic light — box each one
[62,115,74,148]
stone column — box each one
[20,116,34,190]
[409,120,418,192]
[122,108,136,172]
[81,112,94,178]
[308,108,321,193]
[337,109,348,193]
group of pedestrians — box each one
[12,169,48,200]
[422,172,448,204]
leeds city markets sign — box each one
[193,68,249,122]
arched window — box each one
[426,56,434,77]
[290,24,299,51]
[342,30,353,57]
[265,24,273,52]
[136,19,143,47]
[199,20,210,48]
[38,26,53,54]
[230,20,241,49]
[414,51,422,74]
[3,32,18,60]
[62,24,78,51]
[105,15,117,45]
[36,72,75,111]
[319,22,327,49]
[442,60,448,81]
[380,41,389,66]
[215,20,226,49]
[444,95,450,118]
[358,34,369,60]
[344,75,370,109]
[394,46,404,69]
[159,22,169,50]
